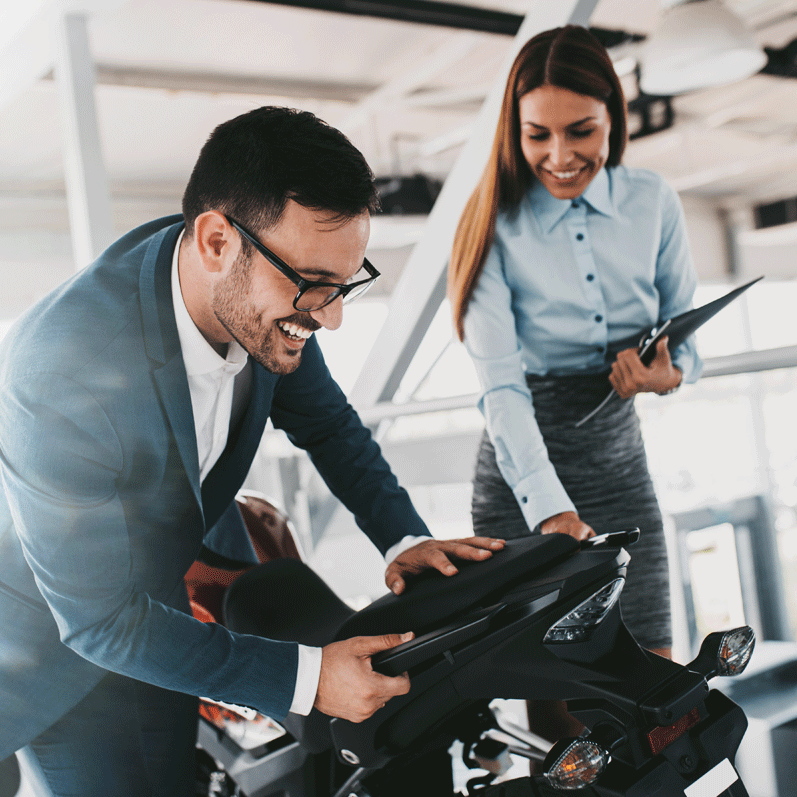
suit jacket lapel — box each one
[139,220,202,510]
[201,363,272,530]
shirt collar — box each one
[529,167,614,234]
[171,230,249,377]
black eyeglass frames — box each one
[225,216,380,312]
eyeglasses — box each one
[225,216,380,312]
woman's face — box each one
[518,84,611,200]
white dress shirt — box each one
[171,232,321,715]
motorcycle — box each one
[187,493,754,797]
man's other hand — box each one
[385,537,505,595]
[314,633,413,722]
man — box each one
[0,106,502,795]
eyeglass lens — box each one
[295,286,342,311]
[294,265,375,311]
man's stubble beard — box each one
[211,245,301,375]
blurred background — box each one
[2,1,797,793]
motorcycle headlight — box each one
[543,578,624,644]
[544,738,609,790]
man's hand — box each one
[540,511,594,541]
[314,633,413,722]
[609,337,682,399]
[385,537,505,595]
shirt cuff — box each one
[671,345,703,384]
[513,466,576,532]
[385,534,429,565]
[289,644,323,716]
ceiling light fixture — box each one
[640,0,766,96]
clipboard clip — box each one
[639,327,659,349]
[636,318,672,362]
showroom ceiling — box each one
[4,0,797,210]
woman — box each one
[449,25,701,737]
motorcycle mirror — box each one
[689,626,755,679]
[543,738,609,790]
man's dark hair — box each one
[182,106,380,237]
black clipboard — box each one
[575,276,764,427]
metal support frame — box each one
[54,13,114,269]
[352,343,797,425]
[350,0,601,409]
[672,494,792,650]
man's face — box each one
[212,201,370,375]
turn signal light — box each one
[544,739,609,790]
[689,626,755,679]
[716,627,755,676]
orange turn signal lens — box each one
[545,739,609,790]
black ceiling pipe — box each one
[243,0,525,36]
[244,1,646,47]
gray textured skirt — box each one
[472,372,671,649]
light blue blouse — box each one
[463,165,702,531]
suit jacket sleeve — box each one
[0,371,299,721]
[269,337,431,555]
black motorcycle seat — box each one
[223,557,356,647]
[223,535,579,648]
[337,534,579,640]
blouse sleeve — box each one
[655,179,703,383]
[463,241,575,532]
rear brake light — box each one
[543,578,624,643]
[647,707,700,755]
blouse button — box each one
[571,201,579,208]
[595,314,603,323]
[586,274,594,281]
[521,496,528,504]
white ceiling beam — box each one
[349,0,602,409]
[0,2,60,111]
[419,122,474,158]
[55,12,114,268]
[404,84,491,109]
[41,64,380,102]
[0,1,128,113]
[338,33,482,134]
[669,143,797,195]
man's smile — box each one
[277,320,314,341]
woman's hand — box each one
[609,337,682,399]
[539,511,594,540]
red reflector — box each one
[647,708,701,755]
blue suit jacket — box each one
[0,216,429,758]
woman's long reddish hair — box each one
[448,25,628,340]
